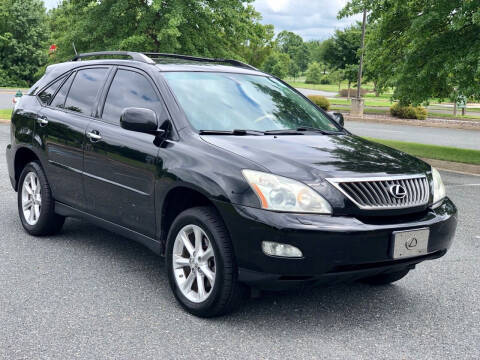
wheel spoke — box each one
[193,226,203,253]
[200,265,215,283]
[30,177,37,193]
[25,183,33,195]
[180,232,194,256]
[181,271,195,292]
[28,206,35,223]
[202,245,214,261]
[197,273,206,299]
[34,204,40,220]
[173,255,190,269]
[23,200,33,211]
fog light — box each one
[262,241,303,258]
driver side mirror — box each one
[328,112,344,127]
[120,107,158,134]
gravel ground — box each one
[0,123,479,359]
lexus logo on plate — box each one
[389,184,407,199]
[405,237,418,250]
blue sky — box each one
[43,0,359,41]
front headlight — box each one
[431,167,446,204]
[242,169,332,214]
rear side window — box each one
[38,75,66,105]
[102,69,163,125]
[64,68,108,115]
[50,73,74,109]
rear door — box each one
[36,67,110,209]
[83,67,167,237]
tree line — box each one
[1,0,479,108]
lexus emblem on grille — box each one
[389,184,407,199]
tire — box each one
[17,161,65,236]
[360,269,410,285]
[166,206,248,317]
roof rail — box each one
[72,51,155,64]
[143,52,259,71]
[71,51,258,71]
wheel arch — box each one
[13,147,43,191]
[159,184,228,254]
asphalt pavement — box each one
[1,123,479,359]
[0,90,16,109]
[345,120,480,150]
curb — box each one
[344,114,480,131]
[420,158,480,176]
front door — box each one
[36,67,109,210]
[83,68,167,238]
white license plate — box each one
[392,228,429,259]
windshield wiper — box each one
[264,127,342,135]
[296,126,342,135]
[199,129,264,136]
[263,129,304,135]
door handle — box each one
[87,131,102,141]
[37,116,48,126]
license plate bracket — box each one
[391,228,429,259]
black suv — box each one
[6,51,457,317]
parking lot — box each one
[0,122,479,359]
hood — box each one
[201,134,430,182]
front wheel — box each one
[166,206,248,317]
[17,161,65,236]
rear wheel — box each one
[166,206,248,317]
[17,162,65,236]
[360,269,410,285]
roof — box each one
[28,51,266,95]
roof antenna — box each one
[72,42,78,55]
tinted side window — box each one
[64,68,108,115]
[38,75,66,105]
[50,73,74,109]
[102,70,163,125]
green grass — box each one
[286,79,376,93]
[0,109,12,120]
[330,98,394,107]
[365,138,480,165]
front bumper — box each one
[215,198,457,290]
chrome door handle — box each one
[37,116,48,126]
[87,131,102,141]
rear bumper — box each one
[6,144,16,190]
[215,198,457,290]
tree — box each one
[339,0,480,105]
[262,52,290,78]
[305,62,323,84]
[322,24,361,71]
[48,0,273,65]
[275,30,310,72]
[0,0,48,86]
[343,64,359,99]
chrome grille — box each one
[327,175,430,210]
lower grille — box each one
[327,175,430,210]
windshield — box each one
[162,72,340,132]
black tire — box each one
[360,269,410,285]
[17,161,65,236]
[166,206,248,317]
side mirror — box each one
[328,112,344,127]
[120,107,158,134]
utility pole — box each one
[351,7,367,117]
[356,8,367,99]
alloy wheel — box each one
[172,224,216,303]
[21,171,42,226]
